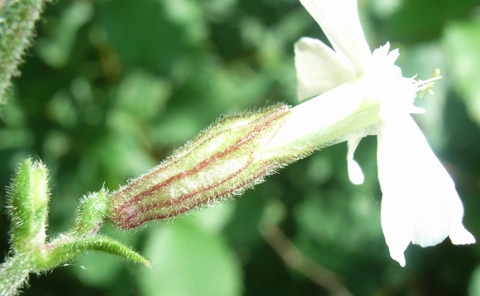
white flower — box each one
[295,0,475,266]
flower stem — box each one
[0,0,49,104]
[0,254,34,296]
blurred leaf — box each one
[377,0,480,44]
[444,14,480,127]
[139,219,242,296]
[469,264,480,296]
[93,133,156,187]
[162,0,208,43]
[115,70,171,120]
[36,1,93,67]
[190,201,236,234]
[96,0,191,73]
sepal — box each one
[109,104,310,229]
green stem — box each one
[2,159,148,295]
[0,254,34,296]
[0,233,150,296]
[0,0,48,103]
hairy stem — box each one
[0,0,48,104]
[0,254,34,296]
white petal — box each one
[295,37,356,101]
[299,0,371,75]
[263,81,365,152]
[381,191,413,267]
[377,113,475,265]
[450,225,476,245]
[347,136,364,185]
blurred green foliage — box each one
[1,0,480,295]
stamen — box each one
[416,69,442,98]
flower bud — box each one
[110,104,312,229]
[7,159,50,252]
